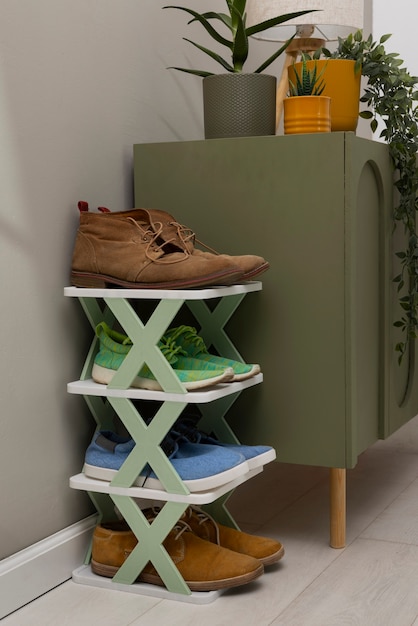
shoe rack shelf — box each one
[65,281,267,603]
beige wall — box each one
[0,0,188,560]
[0,0,372,560]
[0,0,265,560]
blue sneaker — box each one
[84,430,250,492]
[171,417,276,469]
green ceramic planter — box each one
[203,73,277,139]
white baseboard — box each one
[0,514,97,619]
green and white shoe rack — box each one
[65,282,270,604]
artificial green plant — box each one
[317,31,418,364]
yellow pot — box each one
[288,59,361,132]
[283,95,331,135]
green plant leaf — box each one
[230,0,246,33]
[167,66,214,77]
[289,58,328,96]
[380,33,392,44]
[164,6,232,48]
[183,38,234,72]
[324,29,418,361]
[255,37,294,73]
[246,10,317,37]
[198,12,232,31]
[230,3,248,70]
[165,3,310,76]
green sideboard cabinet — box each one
[133,132,418,547]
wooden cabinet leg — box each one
[329,468,346,548]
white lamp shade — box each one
[246,0,364,42]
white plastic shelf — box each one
[64,281,262,300]
[70,466,262,504]
[67,373,263,402]
[72,565,223,604]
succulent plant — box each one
[164,0,315,76]
[288,56,327,96]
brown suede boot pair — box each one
[71,203,269,289]
[91,507,283,592]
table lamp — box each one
[246,1,364,126]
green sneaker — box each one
[163,325,260,381]
[92,322,234,391]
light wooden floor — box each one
[4,415,418,626]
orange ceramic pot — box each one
[283,95,331,135]
[288,59,361,132]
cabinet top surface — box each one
[64,281,261,299]
[133,133,386,152]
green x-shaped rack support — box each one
[110,497,190,592]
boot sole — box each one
[242,262,270,280]
[91,560,264,591]
[258,545,285,566]
[70,269,243,289]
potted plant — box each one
[288,56,361,132]
[283,56,331,135]
[164,1,315,139]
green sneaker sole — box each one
[91,363,234,391]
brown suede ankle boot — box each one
[144,208,270,280]
[91,519,264,591]
[71,209,244,289]
[90,204,269,280]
